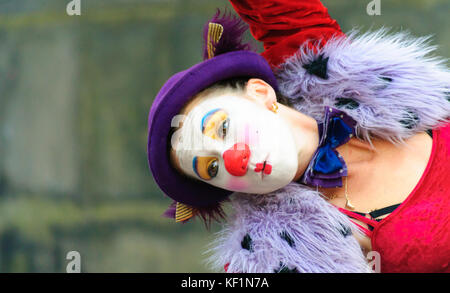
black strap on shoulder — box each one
[351,211,367,217]
[344,204,401,231]
[368,203,401,219]
[350,203,401,220]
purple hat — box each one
[147,11,278,208]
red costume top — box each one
[229,0,343,68]
[230,0,450,273]
[373,124,450,273]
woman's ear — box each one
[245,78,277,111]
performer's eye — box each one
[193,156,219,180]
[218,118,230,139]
[201,109,229,140]
[207,159,219,178]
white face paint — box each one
[172,93,303,194]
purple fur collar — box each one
[276,29,450,144]
[205,183,371,273]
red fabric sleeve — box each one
[229,0,343,68]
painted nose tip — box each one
[222,143,250,176]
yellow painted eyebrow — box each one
[201,108,228,140]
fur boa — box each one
[205,183,371,273]
[276,29,450,143]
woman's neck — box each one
[277,103,320,182]
[337,138,378,172]
[279,101,379,183]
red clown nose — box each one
[223,143,250,176]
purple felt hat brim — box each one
[147,51,278,207]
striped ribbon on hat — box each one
[207,22,224,59]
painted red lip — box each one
[254,161,272,175]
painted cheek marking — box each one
[240,123,259,146]
[226,177,250,191]
[244,124,250,145]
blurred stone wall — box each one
[0,0,448,272]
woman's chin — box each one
[234,175,296,194]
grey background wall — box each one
[0,0,448,272]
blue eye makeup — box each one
[201,108,229,140]
[201,108,221,133]
[193,156,219,180]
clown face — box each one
[170,91,307,194]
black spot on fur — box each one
[302,54,329,79]
[274,262,299,273]
[376,76,393,90]
[241,234,253,252]
[445,91,450,102]
[399,110,420,130]
[280,231,295,247]
[339,224,352,237]
[335,98,360,110]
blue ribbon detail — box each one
[314,117,353,174]
[314,144,342,174]
[299,107,357,188]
